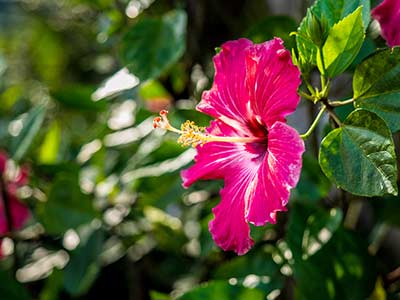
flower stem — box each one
[298,90,315,101]
[328,98,354,107]
[300,105,327,140]
[303,78,317,97]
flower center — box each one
[153,110,265,147]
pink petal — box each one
[197,38,254,135]
[0,151,7,174]
[245,38,301,128]
[0,193,30,233]
[9,194,30,230]
[246,122,304,226]
[181,120,263,187]
[15,166,29,186]
[372,0,400,47]
[209,174,255,255]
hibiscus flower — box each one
[0,151,30,257]
[154,38,304,255]
[372,0,400,47]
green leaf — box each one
[295,229,376,300]
[51,85,107,111]
[311,0,370,29]
[302,208,343,259]
[296,0,369,72]
[296,10,320,71]
[319,7,365,77]
[177,281,264,300]
[319,109,398,196]
[39,269,64,300]
[286,204,377,300]
[150,291,171,300]
[0,270,30,300]
[353,47,400,132]
[64,229,104,296]
[38,120,61,164]
[213,251,284,296]
[10,105,46,162]
[36,174,99,234]
[120,10,187,81]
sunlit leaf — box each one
[296,0,369,72]
[302,208,343,259]
[319,7,365,77]
[319,109,398,196]
[39,120,61,164]
[311,0,370,28]
[354,47,400,132]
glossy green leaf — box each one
[36,174,99,234]
[354,47,400,132]
[64,229,104,296]
[120,10,187,81]
[302,208,343,259]
[319,7,365,77]
[10,105,46,161]
[319,109,398,196]
[177,281,264,300]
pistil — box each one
[153,110,264,147]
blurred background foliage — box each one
[0,0,399,299]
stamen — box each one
[153,110,265,147]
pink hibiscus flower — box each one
[0,151,31,257]
[372,0,400,47]
[154,38,304,255]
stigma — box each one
[153,110,265,147]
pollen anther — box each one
[153,110,265,147]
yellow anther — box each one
[153,110,265,147]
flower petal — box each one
[197,38,253,134]
[9,194,30,230]
[209,174,255,255]
[0,151,7,174]
[181,120,263,187]
[372,0,400,47]
[246,122,304,226]
[245,38,301,128]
